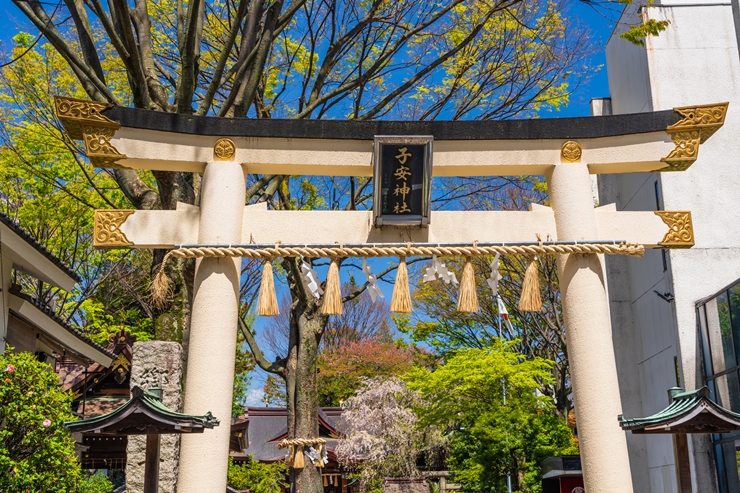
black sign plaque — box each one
[373,136,432,227]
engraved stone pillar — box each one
[126,341,184,493]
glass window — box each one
[730,285,740,364]
[712,373,740,414]
[715,437,740,493]
[706,294,737,374]
[699,278,740,493]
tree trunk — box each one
[284,295,326,493]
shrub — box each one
[227,455,288,493]
[0,349,83,492]
[78,471,114,493]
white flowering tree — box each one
[335,377,443,491]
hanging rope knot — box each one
[150,250,176,310]
[278,438,327,469]
[536,233,544,254]
[473,240,480,256]
[457,256,479,313]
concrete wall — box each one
[603,2,740,492]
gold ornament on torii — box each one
[214,138,236,161]
[94,210,135,247]
[54,97,127,168]
[661,102,728,170]
[561,141,582,162]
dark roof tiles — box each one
[0,212,81,283]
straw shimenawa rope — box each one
[278,438,328,469]
[151,242,645,308]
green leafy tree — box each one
[227,456,288,493]
[0,349,82,492]
[402,186,570,417]
[317,338,419,407]
[405,341,577,493]
[0,33,158,343]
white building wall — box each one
[602,2,740,492]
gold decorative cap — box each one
[214,138,236,161]
[54,96,127,168]
[660,102,729,171]
[561,141,582,162]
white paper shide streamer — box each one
[422,255,459,285]
[362,258,385,303]
[301,258,324,298]
[486,253,502,296]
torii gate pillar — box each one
[177,156,245,493]
[547,162,632,493]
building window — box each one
[698,279,740,492]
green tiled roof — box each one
[619,387,740,434]
[66,386,219,435]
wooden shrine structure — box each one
[67,386,219,493]
[619,387,740,434]
[231,406,350,493]
[55,96,728,493]
[59,329,136,470]
[0,212,114,366]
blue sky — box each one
[0,0,618,117]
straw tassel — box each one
[518,256,543,312]
[258,261,280,316]
[390,257,412,314]
[151,252,174,310]
[321,259,343,315]
[457,257,479,312]
[290,445,305,469]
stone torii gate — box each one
[55,97,727,493]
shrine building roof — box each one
[0,212,80,288]
[619,387,740,434]
[9,289,115,365]
[66,386,219,435]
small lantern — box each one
[373,136,433,227]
